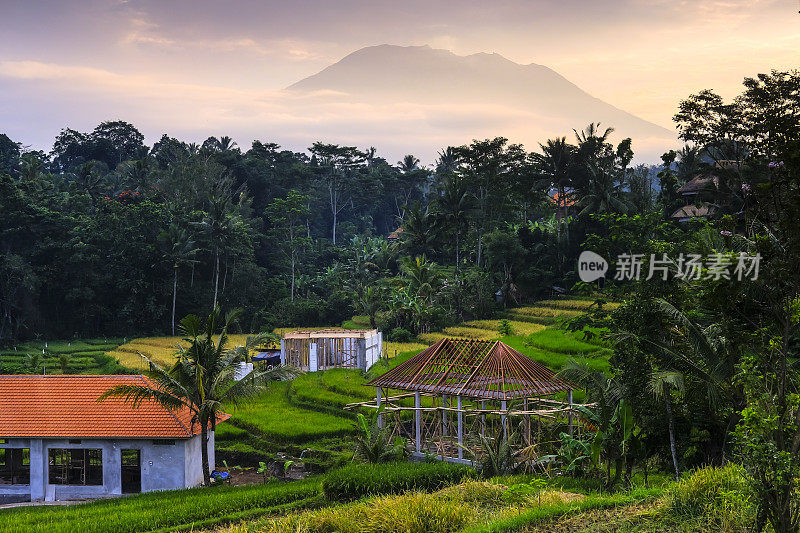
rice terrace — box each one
[2,1,800,532]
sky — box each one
[1,0,799,163]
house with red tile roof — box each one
[0,375,227,503]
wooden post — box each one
[523,398,530,446]
[415,392,421,453]
[480,400,486,436]
[442,395,448,437]
[501,400,508,439]
[568,390,573,435]
[457,395,463,460]
[376,387,383,429]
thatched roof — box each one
[367,338,574,400]
[677,175,719,195]
[671,204,717,220]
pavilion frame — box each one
[353,338,580,464]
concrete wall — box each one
[0,432,215,502]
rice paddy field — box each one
[0,297,649,532]
[0,338,127,374]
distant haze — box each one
[289,45,675,160]
[2,0,797,164]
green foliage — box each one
[666,464,756,530]
[352,411,406,463]
[388,327,414,342]
[497,319,513,336]
[322,461,474,501]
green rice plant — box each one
[290,373,359,410]
[244,491,475,533]
[321,368,373,399]
[0,477,322,533]
[666,464,756,530]
[536,299,619,311]
[523,329,605,356]
[442,326,498,340]
[511,306,583,319]
[227,382,354,443]
[323,461,475,501]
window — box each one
[0,448,30,485]
[151,439,174,446]
[48,449,103,486]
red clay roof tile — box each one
[0,375,229,439]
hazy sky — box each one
[1,0,799,163]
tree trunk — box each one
[665,393,680,481]
[171,267,178,336]
[290,250,296,302]
[200,421,211,485]
[212,246,220,310]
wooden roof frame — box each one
[367,338,576,401]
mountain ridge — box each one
[288,44,673,140]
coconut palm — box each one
[433,175,473,268]
[397,154,420,173]
[195,186,240,310]
[649,370,685,480]
[532,137,576,219]
[576,160,631,216]
[99,308,297,485]
[159,223,199,335]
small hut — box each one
[281,329,382,372]
[356,338,578,463]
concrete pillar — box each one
[376,387,383,428]
[568,390,574,435]
[457,396,463,460]
[415,392,421,453]
[29,439,45,501]
[280,339,286,365]
[501,400,508,439]
[309,342,318,372]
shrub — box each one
[666,464,756,530]
[388,327,414,342]
[323,461,475,501]
[498,319,514,336]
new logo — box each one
[577,251,608,282]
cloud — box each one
[0,58,676,164]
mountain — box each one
[288,44,673,145]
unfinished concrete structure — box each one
[280,329,382,372]
[0,375,224,503]
[356,338,578,464]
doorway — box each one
[121,449,141,494]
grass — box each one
[509,306,583,319]
[0,477,322,533]
[442,326,499,340]
[106,334,254,370]
[226,382,354,443]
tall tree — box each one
[266,190,311,301]
[159,223,199,335]
[309,143,365,245]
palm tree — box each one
[532,137,575,219]
[159,223,199,335]
[576,160,631,216]
[397,154,420,173]
[195,187,239,310]
[434,175,472,268]
[99,308,296,485]
[397,202,437,257]
[649,370,684,480]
